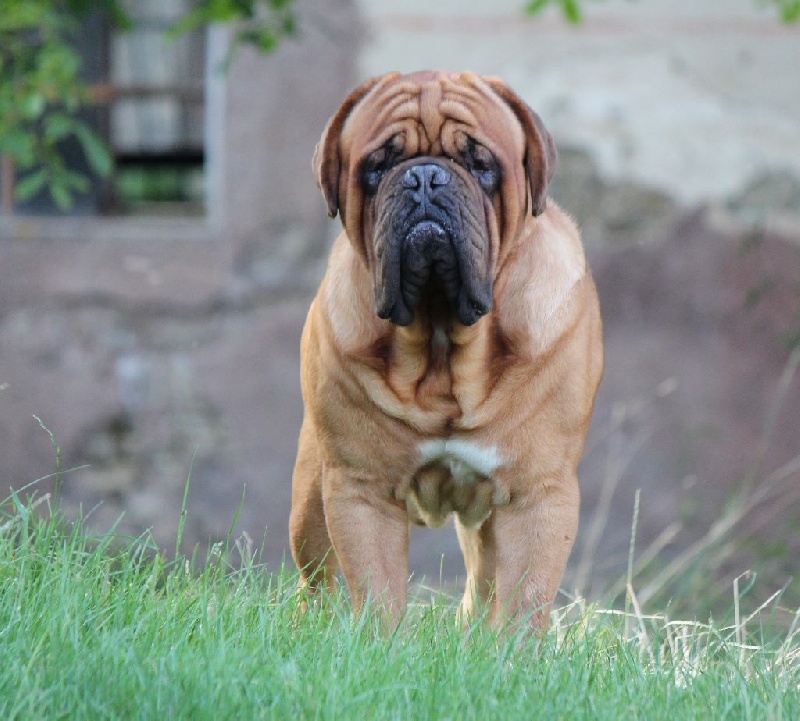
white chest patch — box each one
[417,439,503,486]
[406,439,509,528]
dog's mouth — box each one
[387,220,490,327]
[373,162,493,327]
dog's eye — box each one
[363,167,383,193]
[466,143,500,193]
[361,139,402,194]
[472,160,496,189]
[361,150,385,193]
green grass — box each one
[1,491,799,720]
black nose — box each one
[402,164,451,193]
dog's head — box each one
[313,71,556,327]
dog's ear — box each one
[484,78,557,217]
[312,74,398,219]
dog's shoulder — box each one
[497,201,591,356]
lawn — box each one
[1,488,799,720]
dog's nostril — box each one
[402,164,451,192]
[429,166,450,187]
[401,169,420,190]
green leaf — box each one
[780,0,800,22]
[167,1,244,39]
[524,0,553,15]
[281,14,295,34]
[561,0,582,23]
[0,131,36,167]
[73,122,113,177]
[44,113,75,142]
[253,30,278,53]
[49,181,73,210]
[60,169,90,192]
[39,45,82,84]
[95,0,134,30]
[166,9,209,40]
[21,93,46,120]
[0,5,47,31]
[14,169,49,202]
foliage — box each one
[168,0,296,60]
[0,0,128,210]
[1,491,799,718]
[770,0,800,21]
[525,0,800,24]
[525,0,584,23]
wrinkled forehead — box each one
[340,72,525,161]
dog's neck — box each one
[377,294,498,425]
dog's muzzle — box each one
[374,160,492,327]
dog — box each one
[290,70,603,632]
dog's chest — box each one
[396,438,511,529]
[366,319,469,426]
[413,325,457,406]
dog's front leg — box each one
[322,467,410,629]
[493,478,579,632]
[463,477,579,633]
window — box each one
[109,1,206,215]
[3,0,211,218]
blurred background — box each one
[1,0,799,613]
